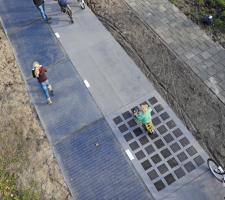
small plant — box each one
[219,10,225,20]
[206,0,216,7]
[0,171,40,200]
[215,0,225,9]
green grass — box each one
[0,132,41,200]
[169,0,225,33]
[0,170,40,200]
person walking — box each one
[33,0,51,22]
[33,61,53,104]
[133,103,154,134]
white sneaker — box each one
[47,98,52,104]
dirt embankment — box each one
[0,28,72,199]
[86,0,225,163]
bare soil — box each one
[86,0,225,164]
[0,28,72,200]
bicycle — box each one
[207,158,225,186]
[57,0,74,23]
[77,0,85,9]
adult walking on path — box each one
[33,0,51,22]
[33,61,53,104]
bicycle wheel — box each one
[66,5,74,23]
[79,0,85,9]
[207,158,224,182]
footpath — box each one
[0,0,225,199]
[124,0,225,104]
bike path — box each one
[47,1,225,200]
[0,0,225,199]
[0,0,152,199]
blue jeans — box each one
[36,3,48,21]
[40,80,50,99]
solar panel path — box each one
[0,0,225,199]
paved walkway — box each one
[124,0,225,104]
[1,0,225,199]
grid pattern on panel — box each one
[112,96,205,192]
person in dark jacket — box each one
[33,61,53,104]
[33,0,51,22]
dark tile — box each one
[179,137,190,147]
[135,150,146,160]
[122,111,132,120]
[151,110,155,116]
[124,132,134,142]
[139,136,149,145]
[154,180,165,191]
[164,174,176,185]
[118,124,128,133]
[194,155,205,166]
[167,158,178,168]
[163,134,174,144]
[186,146,197,156]
[157,164,168,174]
[154,139,165,149]
[184,161,196,172]
[174,167,186,179]
[160,112,170,120]
[127,119,137,128]
[113,116,122,125]
[151,154,162,164]
[154,104,164,113]
[141,160,152,171]
[166,120,176,129]
[173,128,183,138]
[170,142,181,153]
[152,117,161,126]
[149,97,158,105]
[147,169,159,180]
[129,141,140,151]
[145,144,155,155]
[177,152,188,162]
[133,127,143,137]
[157,125,168,135]
[160,148,172,159]
[149,132,159,140]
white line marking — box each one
[84,80,90,88]
[55,32,60,38]
[125,149,134,160]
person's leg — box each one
[40,81,50,100]
[46,80,54,96]
[37,3,49,21]
[145,122,154,134]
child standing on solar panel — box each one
[56,0,74,23]
[32,61,54,104]
[33,0,51,22]
[133,103,154,134]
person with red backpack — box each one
[32,61,53,104]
